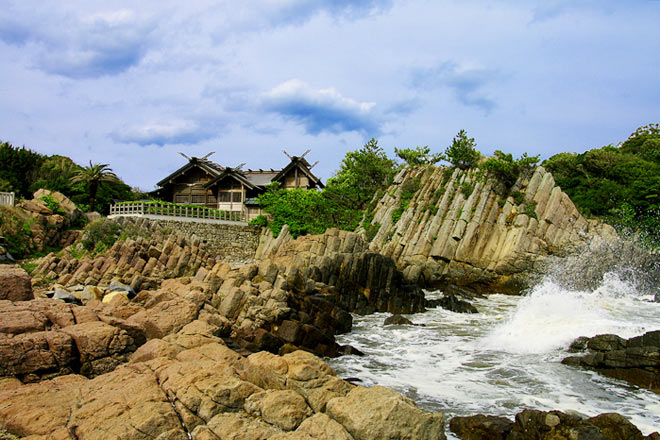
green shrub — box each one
[391,207,405,224]
[81,219,121,253]
[482,150,539,189]
[364,222,381,242]
[249,214,269,227]
[40,195,66,215]
[460,181,474,198]
[511,190,525,205]
[525,202,538,220]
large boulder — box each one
[325,385,446,440]
[449,414,512,440]
[0,265,33,301]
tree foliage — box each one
[330,138,397,208]
[543,124,660,247]
[70,162,120,212]
[395,145,443,167]
[0,141,139,214]
[445,130,481,170]
[0,142,45,198]
[482,150,540,188]
[258,139,398,238]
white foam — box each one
[481,273,656,354]
[331,273,660,435]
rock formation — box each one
[364,165,618,294]
[0,317,447,440]
[563,331,660,393]
[0,190,82,256]
[0,265,33,301]
[449,409,657,440]
[31,217,219,292]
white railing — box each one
[109,202,247,223]
[0,192,15,207]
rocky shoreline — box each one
[1,183,659,438]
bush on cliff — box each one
[543,123,660,247]
[482,150,540,189]
[0,207,33,259]
[395,145,443,167]
[80,218,121,253]
[445,130,481,170]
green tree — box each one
[329,138,397,208]
[543,124,660,247]
[445,130,481,170]
[257,183,327,238]
[394,146,443,167]
[0,142,45,198]
[70,162,119,212]
[482,150,540,188]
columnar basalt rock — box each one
[30,216,261,293]
[563,330,660,393]
[364,166,618,294]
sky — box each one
[1,0,659,190]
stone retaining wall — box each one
[140,218,262,262]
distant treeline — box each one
[0,141,143,214]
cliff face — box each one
[364,165,617,294]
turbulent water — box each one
[329,273,660,436]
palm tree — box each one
[70,162,119,212]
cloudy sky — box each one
[1,0,658,190]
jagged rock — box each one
[19,198,52,215]
[432,294,478,314]
[325,385,446,440]
[568,336,590,353]
[52,285,80,305]
[384,314,413,326]
[363,166,618,294]
[0,265,33,301]
[106,280,136,299]
[563,331,660,392]
[449,414,512,440]
[60,321,136,377]
[450,410,655,440]
[102,290,129,304]
[80,285,103,303]
[245,389,313,431]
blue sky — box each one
[1,0,658,190]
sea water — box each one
[329,272,660,436]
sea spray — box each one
[537,235,660,299]
[481,273,651,354]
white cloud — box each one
[262,79,379,135]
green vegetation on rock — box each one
[395,145,443,167]
[445,130,481,170]
[482,150,540,189]
[543,123,660,247]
